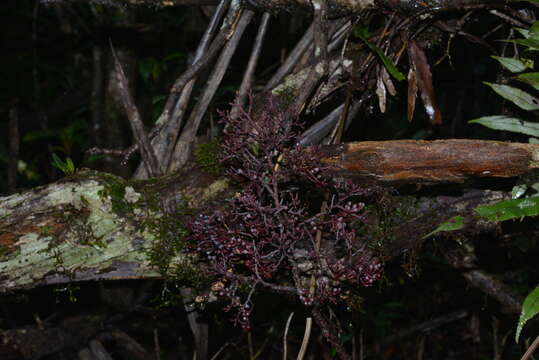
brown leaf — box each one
[376,68,387,113]
[407,68,417,122]
[408,40,442,124]
[381,67,397,96]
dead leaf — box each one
[377,68,387,113]
[407,68,417,122]
[381,67,397,96]
[408,40,442,124]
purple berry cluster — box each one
[187,98,383,329]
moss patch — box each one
[194,141,224,175]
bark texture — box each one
[323,140,539,184]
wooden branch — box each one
[167,9,255,172]
[111,44,163,177]
[133,0,230,179]
[444,243,523,314]
[322,139,539,184]
[230,12,271,118]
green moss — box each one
[194,141,224,175]
[0,245,11,260]
[143,200,212,292]
[171,257,210,290]
[145,214,187,275]
[102,182,128,214]
[271,85,297,110]
[39,225,54,237]
[363,194,419,248]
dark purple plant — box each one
[187,97,382,329]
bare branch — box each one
[134,0,231,179]
[264,24,314,91]
[231,12,271,118]
[167,9,255,172]
[110,43,162,177]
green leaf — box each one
[163,52,185,63]
[51,153,75,175]
[423,216,465,238]
[51,153,67,173]
[353,26,370,39]
[484,82,539,111]
[516,285,539,343]
[510,38,539,51]
[469,115,539,137]
[353,29,405,81]
[85,154,104,163]
[152,95,167,105]
[139,57,160,82]
[474,196,539,222]
[65,157,75,174]
[23,128,56,142]
[529,21,539,40]
[491,56,529,73]
[516,72,539,91]
[515,27,530,39]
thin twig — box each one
[210,342,231,360]
[162,0,239,118]
[312,0,328,74]
[153,328,161,360]
[231,12,271,119]
[324,96,366,146]
[286,0,329,116]
[296,317,312,360]
[264,24,314,91]
[312,308,351,360]
[133,0,231,179]
[375,309,469,347]
[521,334,539,360]
[167,10,255,172]
[181,287,209,360]
[283,312,294,360]
[110,42,162,177]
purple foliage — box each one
[187,98,383,329]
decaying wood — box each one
[323,139,539,184]
[0,164,230,292]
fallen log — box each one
[0,139,534,292]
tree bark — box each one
[322,139,539,184]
